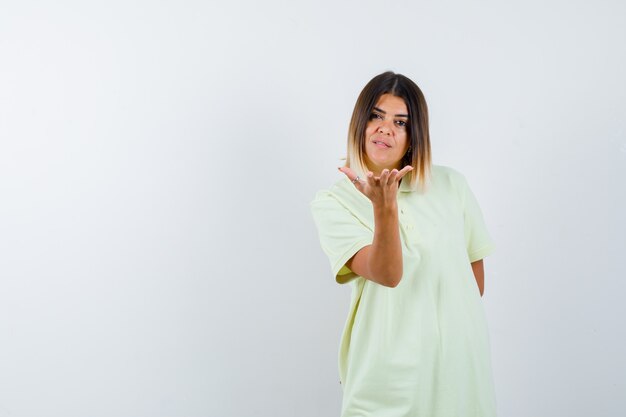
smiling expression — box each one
[363,93,410,175]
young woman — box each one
[311,71,498,416]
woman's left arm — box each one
[471,259,485,297]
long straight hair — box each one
[345,71,432,192]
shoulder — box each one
[430,164,469,193]
[432,163,466,182]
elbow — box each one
[380,269,403,288]
[367,259,403,288]
[386,277,402,288]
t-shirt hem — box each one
[468,242,496,263]
[333,239,372,284]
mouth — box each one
[372,139,391,148]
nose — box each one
[378,116,395,134]
[378,122,392,135]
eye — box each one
[369,112,383,120]
[395,120,407,127]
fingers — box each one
[338,166,358,182]
[397,165,414,180]
[338,165,414,190]
[387,169,399,186]
[338,166,366,191]
[379,169,390,186]
[381,169,401,186]
[377,168,406,186]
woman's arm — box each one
[471,259,485,296]
[339,166,411,288]
[346,202,403,287]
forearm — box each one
[367,202,403,286]
[471,260,485,296]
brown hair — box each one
[345,71,432,192]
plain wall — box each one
[1,0,625,416]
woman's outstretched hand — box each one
[338,165,413,208]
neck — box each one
[364,158,399,177]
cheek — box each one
[393,131,403,141]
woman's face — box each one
[363,93,410,175]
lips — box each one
[372,138,391,148]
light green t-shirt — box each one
[310,164,497,417]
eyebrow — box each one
[373,106,409,118]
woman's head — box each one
[345,71,432,191]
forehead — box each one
[374,94,408,113]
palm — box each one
[338,165,413,205]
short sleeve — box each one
[459,174,496,262]
[310,190,374,284]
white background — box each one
[1,1,625,416]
